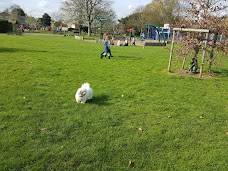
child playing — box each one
[100,35,113,59]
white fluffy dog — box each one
[75,83,92,104]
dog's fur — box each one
[75,83,92,104]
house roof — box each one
[61,23,68,27]
[0,12,10,16]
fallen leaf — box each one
[39,128,48,131]
[128,160,134,167]
[199,116,205,119]
[138,127,143,131]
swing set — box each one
[143,24,167,47]
[168,28,218,79]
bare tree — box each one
[60,0,115,36]
[132,6,145,34]
[51,11,62,23]
[175,0,228,73]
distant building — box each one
[0,12,10,20]
[0,11,28,26]
[18,15,28,25]
[61,23,69,31]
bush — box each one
[0,19,13,33]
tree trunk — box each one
[182,56,186,69]
[88,21,91,36]
[193,46,199,59]
[208,32,218,73]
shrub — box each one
[0,19,13,33]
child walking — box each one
[100,35,113,59]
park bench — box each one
[143,41,166,46]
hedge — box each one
[0,19,13,33]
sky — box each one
[0,0,152,19]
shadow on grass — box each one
[0,47,47,53]
[116,55,141,60]
[89,94,111,106]
[212,69,228,78]
[172,68,228,78]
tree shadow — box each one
[116,55,141,60]
[173,68,228,78]
[0,47,47,53]
[212,69,228,78]
[0,48,19,53]
[89,94,111,106]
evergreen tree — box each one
[42,13,51,27]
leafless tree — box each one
[60,0,115,36]
[175,0,228,72]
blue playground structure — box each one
[143,24,167,46]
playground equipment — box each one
[168,28,218,78]
[162,24,172,40]
[143,24,167,46]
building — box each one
[0,12,10,20]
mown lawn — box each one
[0,34,227,171]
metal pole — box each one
[100,20,103,39]
[168,30,176,72]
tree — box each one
[36,18,43,30]
[60,0,115,36]
[51,11,62,23]
[42,13,51,27]
[132,6,146,34]
[50,11,63,29]
[27,16,38,30]
[8,4,26,24]
[142,0,180,26]
[175,0,228,73]
[118,6,145,35]
[118,0,181,35]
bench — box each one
[75,35,84,40]
[143,41,166,47]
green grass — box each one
[0,34,227,171]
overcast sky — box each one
[0,0,151,19]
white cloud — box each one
[128,4,133,10]
[0,0,61,18]
[37,0,48,8]
[0,0,152,19]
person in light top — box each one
[123,38,128,46]
[100,35,113,59]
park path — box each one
[23,33,63,36]
[23,33,145,46]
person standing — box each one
[123,38,128,46]
[132,36,136,46]
[117,39,121,46]
[100,36,113,59]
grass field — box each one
[0,34,227,170]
